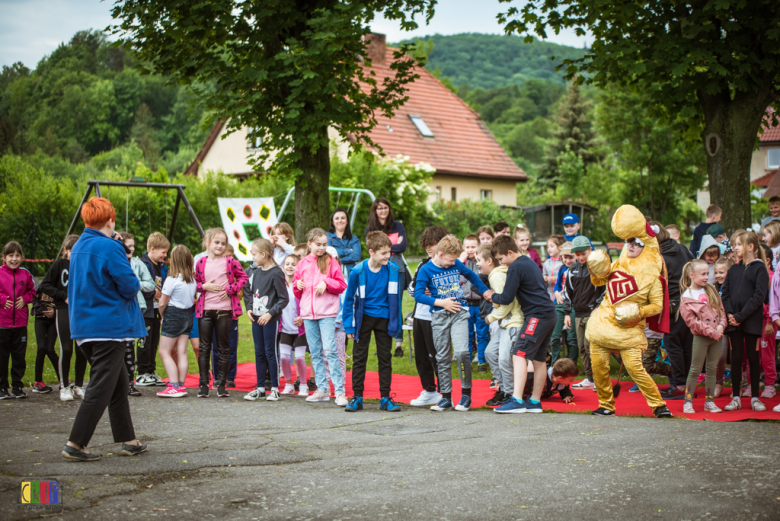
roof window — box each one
[409,115,434,137]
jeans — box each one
[550,304,577,363]
[467,305,490,363]
[252,320,279,388]
[304,318,345,395]
[198,309,232,387]
[211,319,239,381]
[484,326,517,395]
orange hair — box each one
[81,197,116,229]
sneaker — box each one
[151,374,166,387]
[345,396,363,412]
[489,378,498,390]
[393,346,404,358]
[380,396,401,412]
[60,386,74,401]
[198,385,209,398]
[334,393,348,407]
[226,380,236,388]
[628,384,640,393]
[660,384,684,398]
[713,383,723,398]
[454,395,472,412]
[741,385,751,397]
[572,378,595,389]
[264,380,272,391]
[591,407,615,416]
[752,399,767,412]
[703,401,722,413]
[486,390,506,407]
[477,363,488,373]
[71,385,85,399]
[760,386,776,399]
[653,406,673,418]
[157,385,187,398]
[495,397,527,414]
[306,378,317,392]
[410,390,441,407]
[266,390,280,401]
[0,388,8,400]
[293,378,300,391]
[430,396,453,412]
[724,397,741,411]
[683,402,695,414]
[136,374,156,386]
[10,387,26,399]
[217,385,229,397]
[773,403,780,413]
[128,383,142,396]
[524,399,543,413]
[32,382,52,394]
[280,384,296,395]
[306,390,330,402]
[298,387,310,397]
[244,388,264,401]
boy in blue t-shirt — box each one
[414,235,493,412]
[342,232,403,413]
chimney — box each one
[365,33,386,65]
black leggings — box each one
[34,316,60,383]
[56,307,87,388]
[728,330,760,399]
[198,310,232,387]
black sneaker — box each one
[33,382,52,394]
[394,346,404,358]
[128,383,142,397]
[264,379,272,391]
[486,390,505,407]
[217,385,229,397]
[120,442,148,456]
[592,407,615,416]
[660,385,684,398]
[62,445,101,461]
[226,380,236,388]
[653,406,673,418]
[198,385,209,398]
[477,363,488,373]
[0,388,8,400]
[307,378,317,392]
[10,387,27,399]
[293,378,300,392]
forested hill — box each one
[417,33,587,90]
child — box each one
[211,243,239,388]
[293,228,348,406]
[543,235,565,298]
[278,255,309,396]
[293,243,309,257]
[760,195,780,228]
[696,234,721,284]
[707,223,728,245]
[242,238,289,401]
[137,232,170,387]
[0,242,36,399]
[460,233,490,369]
[119,232,155,396]
[40,234,87,401]
[562,213,582,242]
[564,237,605,390]
[513,224,543,271]
[713,256,733,397]
[272,223,296,266]
[477,226,494,245]
[521,357,578,403]
[493,221,510,237]
[721,231,769,412]
[761,221,780,271]
[550,243,578,364]
[31,287,60,393]
[414,235,492,412]
[408,225,449,407]
[326,246,348,385]
[678,260,727,413]
[157,245,198,398]
[194,228,248,398]
[665,224,682,244]
[690,204,722,258]
[478,245,523,407]
[342,231,403,412]
[754,248,777,400]
[490,236,557,414]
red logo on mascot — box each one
[608,271,639,303]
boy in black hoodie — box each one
[137,232,169,387]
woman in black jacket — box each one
[721,230,769,412]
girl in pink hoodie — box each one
[679,259,728,414]
[293,228,347,406]
[0,241,36,399]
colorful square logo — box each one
[19,481,61,508]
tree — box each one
[111,0,435,241]
[499,0,780,232]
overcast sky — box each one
[1,0,591,69]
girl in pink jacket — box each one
[0,241,36,399]
[293,228,347,406]
[679,259,728,414]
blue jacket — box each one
[342,260,401,342]
[67,228,146,340]
[141,252,168,318]
[326,232,362,273]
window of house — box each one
[409,115,434,137]
[451,187,457,201]
[769,148,780,169]
[247,128,262,151]
[480,189,492,201]
[434,186,441,202]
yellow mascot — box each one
[585,205,673,418]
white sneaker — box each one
[298,388,310,397]
[724,397,741,411]
[741,385,751,397]
[71,385,85,399]
[703,401,722,413]
[335,393,348,406]
[760,386,776,399]
[280,384,296,395]
[410,390,442,406]
[751,399,766,412]
[151,374,166,387]
[266,390,280,401]
[306,390,330,402]
[136,374,156,386]
[773,403,780,413]
[60,386,74,402]
[683,402,695,414]
[572,378,595,389]
[244,388,265,401]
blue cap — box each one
[563,213,579,225]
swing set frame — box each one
[276,187,376,229]
[60,180,204,258]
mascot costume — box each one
[585,205,673,418]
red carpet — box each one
[180,363,780,421]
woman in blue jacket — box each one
[327,207,361,277]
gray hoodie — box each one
[697,235,720,284]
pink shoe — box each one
[157,385,187,398]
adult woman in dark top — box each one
[365,198,407,356]
[327,208,361,277]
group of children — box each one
[1,204,780,416]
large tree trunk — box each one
[699,88,776,233]
[293,125,331,243]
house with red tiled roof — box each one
[185,33,527,206]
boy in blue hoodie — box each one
[342,232,403,412]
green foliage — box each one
[430,200,524,242]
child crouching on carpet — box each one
[521,357,578,403]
